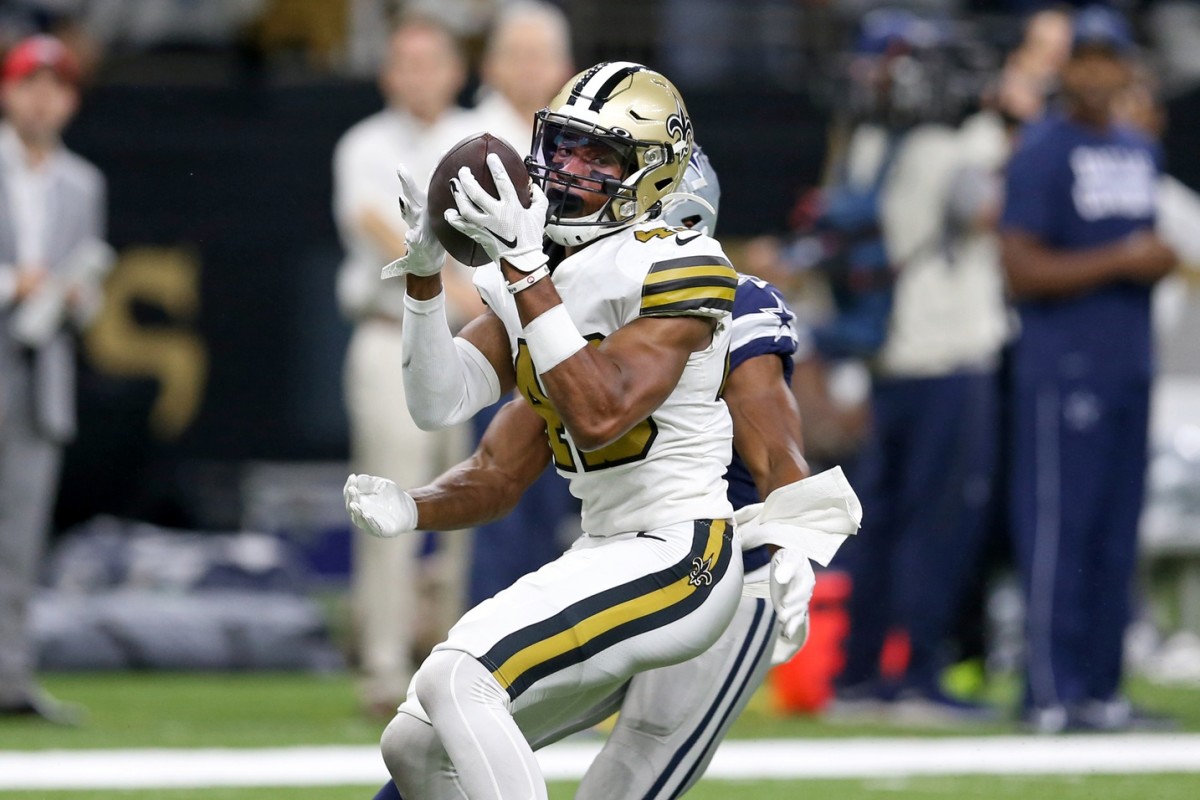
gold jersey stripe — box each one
[641,284,738,310]
[489,520,728,692]
[644,264,738,288]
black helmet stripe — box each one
[566,61,645,111]
[587,64,644,110]
[569,62,608,103]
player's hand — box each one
[444,153,550,274]
[344,473,418,538]
[769,548,816,649]
[381,162,447,279]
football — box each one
[427,132,532,267]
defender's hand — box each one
[344,474,418,538]
[769,548,816,646]
[382,162,447,279]
[444,154,550,274]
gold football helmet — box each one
[527,62,694,246]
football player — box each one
[346,63,860,799]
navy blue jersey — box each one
[1001,113,1161,379]
[725,275,804,571]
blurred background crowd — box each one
[1,0,1199,735]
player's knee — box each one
[413,649,508,718]
[621,711,676,739]
[380,712,433,790]
[411,650,457,714]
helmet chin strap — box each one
[542,165,658,246]
[545,206,611,246]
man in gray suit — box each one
[0,34,108,723]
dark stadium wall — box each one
[49,80,831,531]
[54,81,380,530]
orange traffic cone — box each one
[768,569,852,714]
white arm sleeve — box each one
[402,291,502,430]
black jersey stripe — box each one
[647,254,735,274]
[642,274,740,299]
[640,296,736,317]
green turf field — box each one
[3,775,1200,800]
[2,670,1197,750]
[1,672,1198,798]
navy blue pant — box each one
[373,780,401,800]
[467,399,577,609]
[1009,371,1149,711]
[838,370,999,692]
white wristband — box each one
[507,264,550,294]
[523,304,587,374]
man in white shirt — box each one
[332,15,480,717]
[470,1,573,155]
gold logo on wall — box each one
[85,246,207,440]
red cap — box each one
[2,35,80,85]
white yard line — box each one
[1,735,1200,789]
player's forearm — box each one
[541,345,642,450]
[1001,232,1156,299]
[728,356,811,497]
[504,274,638,449]
[761,389,811,494]
[408,459,525,530]
[1002,239,1116,299]
[755,444,811,499]
[738,396,810,497]
[410,398,551,529]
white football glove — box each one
[343,473,419,539]
[770,547,816,653]
[444,153,550,274]
[381,162,446,279]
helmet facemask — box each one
[525,63,694,247]
[527,113,633,245]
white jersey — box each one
[475,220,737,536]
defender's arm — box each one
[725,353,811,496]
[410,396,552,529]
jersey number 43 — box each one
[514,336,658,472]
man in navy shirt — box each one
[999,5,1176,734]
